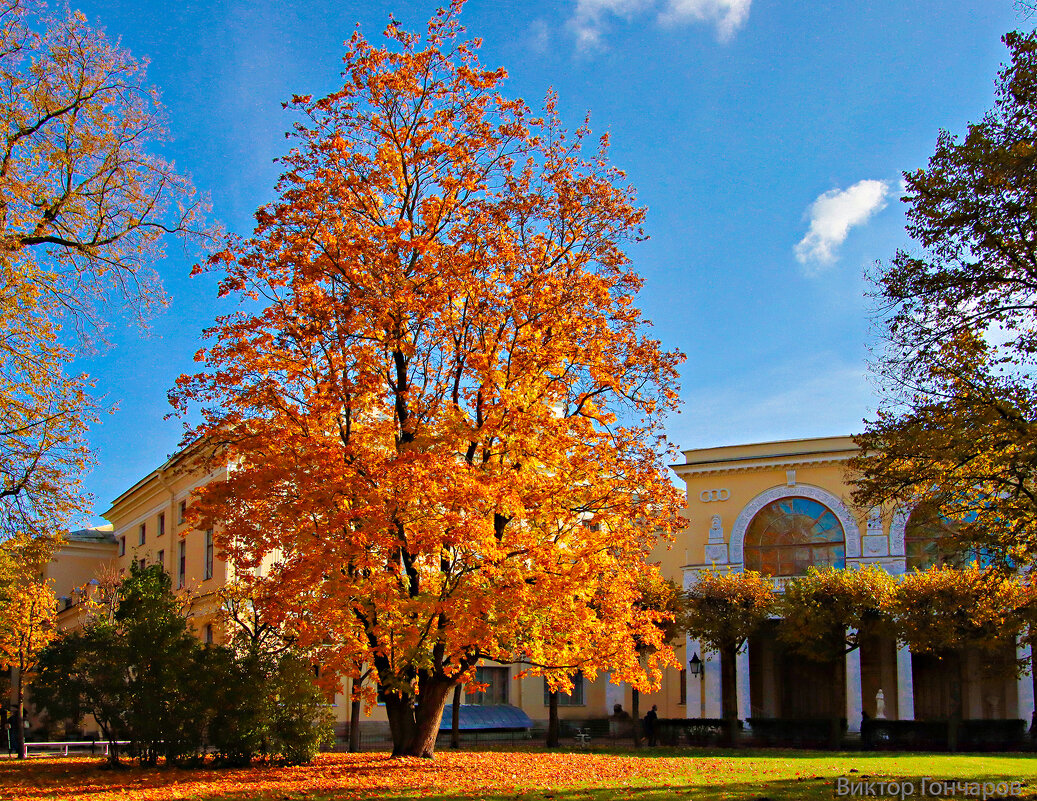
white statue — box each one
[875,689,886,720]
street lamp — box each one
[689,653,704,678]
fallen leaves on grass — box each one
[0,750,729,801]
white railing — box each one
[20,740,128,758]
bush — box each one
[32,565,332,766]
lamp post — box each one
[689,653,704,679]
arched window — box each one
[743,496,845,576]
[904,504,990,570]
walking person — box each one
[644,704,658,747]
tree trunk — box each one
[450,684,461,749]
[546,691,559,747]
[948,651,965,753]
[349,694,362,753]
[829,654,844,750]
[404,679,453,758]
[631,687,641,748]
[1031,656,1037,737]
[384,692,416,757]
[14,667,24,760]
[721,643,739,747]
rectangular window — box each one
[178,540,186,588]
[138,558,146,570]
[119,536,125,556]
[178,500,187,524]
[471,666,509,705]
[204,528,214,580]
[158,512,165,537]
[204,623,213,644]
[157,549,164,570]
[543,672,585,706]
[679,668,687,706]
[138,523,146,545]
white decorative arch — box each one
[888,505,912,557]
[729,483,861,566]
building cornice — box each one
[672,452,853,478]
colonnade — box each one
[686,637,1035,729]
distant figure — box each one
[610,703,632,738]
[875,689,886,720]
[644,704,659,747]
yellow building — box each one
[671,436,1031,729]
[46,434,1031,742]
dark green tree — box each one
[34,563,332,766]
[852,31,1037,567]
[116,563,204,764]
[31,626,129,765]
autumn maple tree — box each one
[173,3,683,758]
[0,534,56,758]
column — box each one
[704,648,722,718]
[736,646,751,724]
[846,643,863,732]
[686,638,703,718]
[1017,639,1035,725]
[896,644,914,720]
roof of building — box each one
[438,704,533,731]
[673,435,857,475]
[65,525,116,544]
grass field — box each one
[3,747,1036,801]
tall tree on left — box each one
[0,0,210,541]
[0,0,209,756]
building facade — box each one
[672,436,1034,730]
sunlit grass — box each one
[3,747,1037,801]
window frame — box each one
[543,672,585,706]
[204,528,214,580]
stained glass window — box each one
[743,496,845,576]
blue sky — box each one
[66,0,1023,520]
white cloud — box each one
[569,0,750,51]
[794,179,890,270]
[529,19,551,55]
[659,0,752,42]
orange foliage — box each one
[171,3,682,757]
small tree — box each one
[778,565,895,748]
[886,564,1024,750]
[31,626,129,764]
[0,535,56,758]
[684,569,775,745]
[628,574,682,748]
